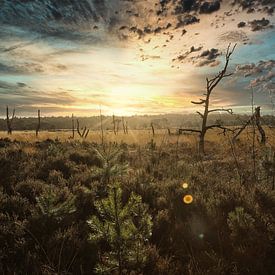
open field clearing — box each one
[1,127,275,146]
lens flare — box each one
[182,182,188,189]
[183,195,193,204]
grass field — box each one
[1,127,275,147]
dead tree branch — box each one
[71,114,75,139]
[178,43,236,154]
[208,108,233,114]
[233,106,266,144]
[76,119,89,139]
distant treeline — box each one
[0,113,275,131]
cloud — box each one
[200,48,219,60]
[237,21,246,28]
[231,0,274,14]
[199,1,221,14]
[0,80,79,107]
[0,0,121,47]
[250,71,275,87]
[172,46,203,63]
[171,0,221,15]
[249,18,273,31]
[194,48,221,67]
[176,15,200,28]
[236,60,275,76]
[140,55,161,61]
[0,0,214,47]
[0,0,274,115]
[0,61,67,75]
[235,60,275,91]
[219,30,248,43]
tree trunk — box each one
[151,123,155,136]
[36,110,41,137]
[254,107,266,144]
[199,94,210,155]
[72,114,75,139]
[199,131,205,155]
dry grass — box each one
[0,129,192,145]
[0,127,274,147]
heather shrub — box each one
[0,140,274,274]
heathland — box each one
[0,123,274,274]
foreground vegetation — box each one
[0,130,275,274]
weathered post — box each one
[36,109,41,137]
[6,106,15,135]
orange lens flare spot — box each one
[182,182,188,189]
[183,195,193,204]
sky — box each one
[0,0,274,117]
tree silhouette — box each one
[179,44,236,154]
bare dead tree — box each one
[115,119,121,134]
[178,43,236,154]
[100,108,104,145]
[254,107,266,144]
[151,122,155,136]
[71,114,75,139]
[112,114,117,135]
[233,106,266,144]
[76,119,89,139]
[36,109,41,137]
[6,106,15,135]
[122,117,128,134]
[125,121,128,134]
[122,117,125,134]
